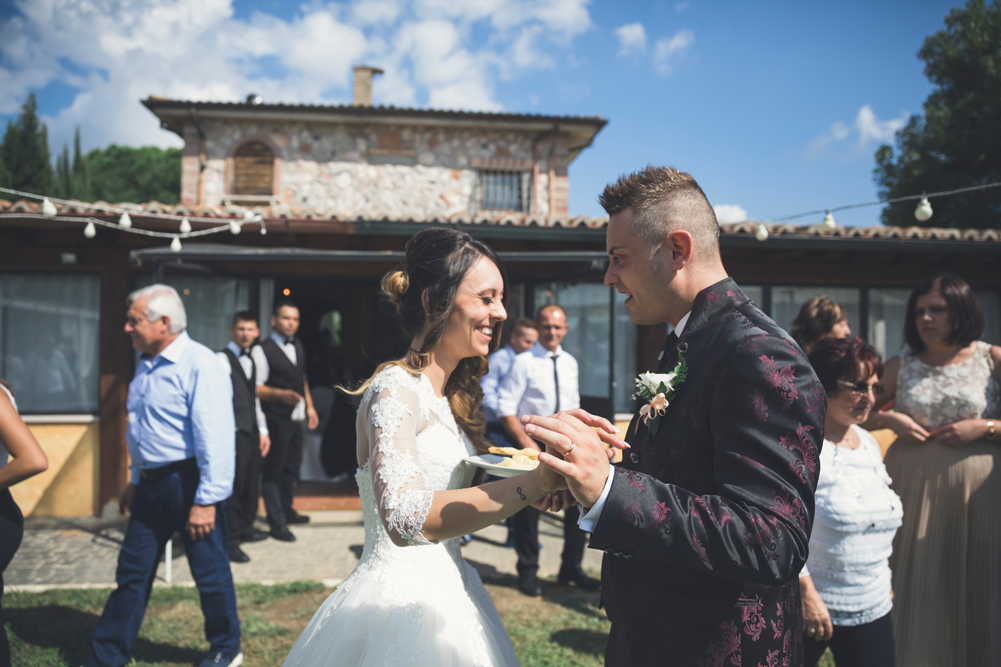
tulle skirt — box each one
[282,544,519,667]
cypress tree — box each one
[71,126,91,200]
[0,93,53,194]
[55,144,72,199]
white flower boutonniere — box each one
[632,355,688,437]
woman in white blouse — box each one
[800,337,902,667]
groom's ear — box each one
[665,230,695,267]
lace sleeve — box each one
[366,380,435,546]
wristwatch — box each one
[987,420,997,441]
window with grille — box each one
[480,170,530,212]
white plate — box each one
[463,453,536,477]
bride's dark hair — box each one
[348,227,507,453]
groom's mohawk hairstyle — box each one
[598,165,721,260]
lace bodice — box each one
[895,341,1000,431]
[355,365,477,548]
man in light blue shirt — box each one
[480,317,538,446]
[83,285,242,667]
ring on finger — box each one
[566,442,576,456]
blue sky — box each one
[0,0,966,224]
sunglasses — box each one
[837,379,885,398]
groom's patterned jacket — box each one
[589,278,825,667]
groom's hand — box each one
[521,410,628,508]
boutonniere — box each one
[632,354,688,437]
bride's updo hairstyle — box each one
[355,227,507,453]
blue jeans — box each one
[86,466,240,666]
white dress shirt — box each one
[480,345,519,422]
[580,310,692,531]
[215,341,269,435]
[496,342,580,420]
[254,332,307,422]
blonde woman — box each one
[791,295,851,354]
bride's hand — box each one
[534,448,569,495]
[532,490,574,512]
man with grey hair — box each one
[82,284,242,667]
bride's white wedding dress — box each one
[282,365,519,667]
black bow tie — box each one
[284,337,294,346]
[240,348,250,356]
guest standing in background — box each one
[791,295,852,355]
[871,273,1000,667]
[216,311,271,563]
[481,316,538,448]
[256,300,319,542]
[497,305,597,596]
[0,379,48,667]
[83,285,241,667]
[800,337,902,667]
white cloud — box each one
[805,105,909,160]
[653,29,695,75]
[614,23,647,57]
[714,204,748,224]
[0,0,593,153]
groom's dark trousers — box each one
[588,278,824,666]
[85,465,240,667]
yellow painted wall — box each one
[10,422,100,517]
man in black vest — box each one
[216,311,271,563]
[256,300,318,541]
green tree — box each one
[874,0,1001,228]
[71,126,91,200]
[87,144,182,204]
[0,93,53,194]
[54,144,72,199]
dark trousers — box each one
[513,504,585,578]
[804,612,895,667]
[0,490,24,667]
[85,466,240,667]
[262,416,303,529]
[227,429,262,542]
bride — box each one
[282,228,620,667]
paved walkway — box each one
[7,510,603,591]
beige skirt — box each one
[884,438,1000,667]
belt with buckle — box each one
[140,457,196,480]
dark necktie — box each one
[658,332,679,372]
[552,355,561,412]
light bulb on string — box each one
[119,212,132,228]
[821,211,836,232]
[42,197,58,218]
[83,221,96,238]
[914,196,933,222]
[229,221,241,235]
[755,223,769,242]
[170,236,182,253]
[259,218,268,235]
[179,217,192,234]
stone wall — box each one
[191,120,569,217]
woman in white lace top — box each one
[799,337,902,667]
[282,228,624,667]
[871,274,1001,667]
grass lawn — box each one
[4,578,834,666]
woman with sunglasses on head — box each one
[872,273,1001,667]
[800,337,902,667]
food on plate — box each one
[488,446,539,460]
[497,454,539,470]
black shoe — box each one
[518,576,542,597]
[243,528,270,543]
[197,649,243,667]
[271,526,296,542]
[557,568,600,591]
[227,545,250,563]
[285,511,310,525]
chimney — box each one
[353,66,384,107]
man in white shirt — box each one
[480,317,538,447]
[496,305,598,596]
[215,312,271,563]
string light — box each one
[83,221,96,238]
[821,211,836,232]
[229,220,241,235]
[179,217,192,233]
[915,196,933,222]
[42,197,57,218]
[755,223,769,242]
[170,236,182,252]
[118,212,132,228]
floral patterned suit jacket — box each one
[590,278,825,667]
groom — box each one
[524,166,824,666]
